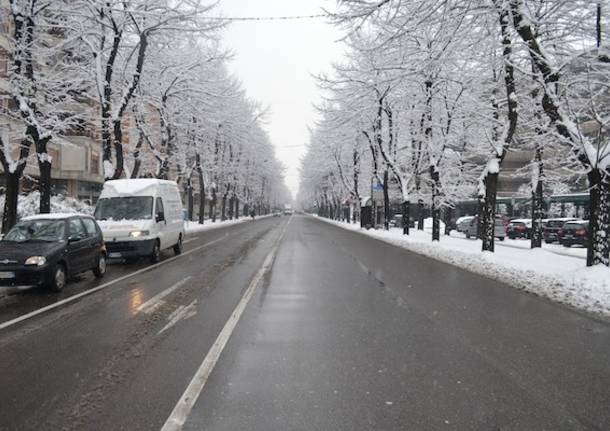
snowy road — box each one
[0,215,609,430]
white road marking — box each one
[0,235,228,332]
[158,300,198,335]
[137,277,193,315]
[160,217,291,431]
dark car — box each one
[558,221,589,248]
[543,218,577,243]
[0,214,106,291]
[506,219,531,239]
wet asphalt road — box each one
[0,214,609,430]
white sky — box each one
[218,0,343,199]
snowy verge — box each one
[314,216,610,319]
[185,214,274,234]
[0,191,93,220]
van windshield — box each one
[94,197,153,221]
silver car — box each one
[464,216,506,241]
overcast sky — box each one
[219,0,344,199]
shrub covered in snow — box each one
[0,192,93,221]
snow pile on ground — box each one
[317,216,610,318]
[185,214,274,234]
[0,191,93,220]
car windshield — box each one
[94,196,153,221]
[3,219,66,243]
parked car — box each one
[0,214,106,291]
[389,215,415,229]
[558,220,589,248]
[456,216,475,233]
[506,219,531,239]
[463,216,506,241]
[543,218,577,243]
[94,179,185,263]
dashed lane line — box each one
[159,216,292,431]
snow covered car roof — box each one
[22,213,90,221]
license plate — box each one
[108,252,122,258]
[0,271,15,279]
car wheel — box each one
[465,233,470,239]
[150,240,161,263]
[498,237,505,241]
[93,254,106,278]
[173,235,183,256]
[563,242,571,248]
[48,264,67,292]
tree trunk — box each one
[111,119,124,180]
[196,155,205,224]
[402,201,410,235]
[234,196,240,220]
[383,170,390,230]
[417,199,424,230]
[482,173,498,252]
[2,172,21,234]
[38,157,52,214]
[210,188,216,222]
[228,194,234,220]
[430,166,441,241]
[530,148,544,249]
[221,192,227,221]
[186,177,194,222]
[587,169,610,266]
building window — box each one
[0,53,7,78]
[91,153,99,174]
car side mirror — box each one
[68,235,83,243]
[156,213,165,223]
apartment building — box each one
[0,1,104,203]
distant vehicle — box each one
[94,179,185,263]
[456,216,475,233]
[463,216,505,241]
[506,219,531,239]
[283,209,293,215]
[543,218,577,243]
[0,214,106,291]
[389,215,415,229]
[558,220,589,248]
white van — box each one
[94,179,185,263]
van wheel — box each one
[465,233,470,239]
[93,254,106,278]
[498,237,505,242]
[150,240,161,263]
[173,235,183,255]
[48,263,67,292]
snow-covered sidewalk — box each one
[316,216,610,318]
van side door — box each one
[155,197,167,249]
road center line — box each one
[160,217,291,431]
[0,235,228,332]
[137,276,193,315]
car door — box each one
[67,218,89,274]
[81,217,102,269]
[154,197,167,248]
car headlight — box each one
[25,256,46,266]
[129,230,150,238]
